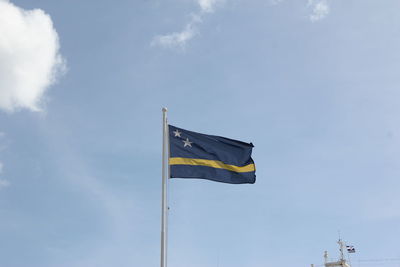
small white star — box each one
[182,138,193,148]
[173,129,181,137]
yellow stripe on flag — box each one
[169,157,255,173]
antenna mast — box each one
[323,239,351,267]
[338,238,345,262]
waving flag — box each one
[168,125,256,184]
[346,246,356,253]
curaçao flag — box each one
[169,125,256,184]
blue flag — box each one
[169,125,256,184]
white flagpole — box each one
[161,107,169,267]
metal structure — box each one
[312,239,351,267]
[324,239,351,267]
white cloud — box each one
[198,0,222,13]
[151,20,198,49]
[0,161,3,174]
[308,0,330,22]
[151,0,223,49]
[0,0,65,112]
[152,0,335,48]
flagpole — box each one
[161,107,169,267]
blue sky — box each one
[1,0,400,266]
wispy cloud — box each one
[151,0,223,49]
[151,15,200,49]
[308,0,330,22]
[0,0,65,112]
[36,121,144,266]
[152,0,333,49]
[198,0,222,13]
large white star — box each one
[182,138,192,148]
[173,129,181,137]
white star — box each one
[182,138,192,148]
[173,129,181,137]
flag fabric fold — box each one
[168,125,256,184]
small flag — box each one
[169,125,256,184]
[346,246,356,253]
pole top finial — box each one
[162,107,168,112]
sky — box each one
[0,0,400,266]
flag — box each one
[346,246,355,253]
[169,125,256,184]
